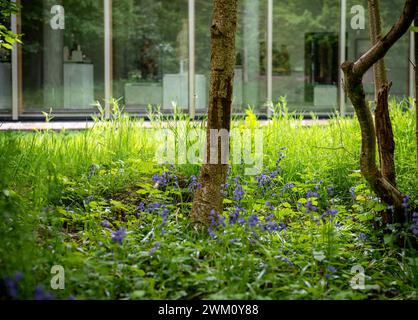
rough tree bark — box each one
[368,0,397,186]
[189,0,237,228]
[342,0,417,222]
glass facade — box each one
[20,0,104,114]
[113,0,189,112]
[0,0,414,119]
[273,0,340,113]
[0,14,12,113]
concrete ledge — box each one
[0,119,330,131]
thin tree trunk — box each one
[341,0,417,222]
[368,0,397,186]
[189,0,237,228]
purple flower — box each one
[278,256,293,267]
[255,174,271,189]
[229,207,243,224]
[248,214,259,228]
[304,201,317,213]
[402,196,411,209]
[208,228,216,239]
[217,214,226,228]
[327,266,337,273]
[327,186,334,196]
[238,217,246,225]
[328,209,338,216]
[137,202,145,212]
[111,228,127,244]
[34,286,55,300]
[3,272,23,298]
[283,183,295,190]
[148,242,160,256]
[307,190,318,198]
[83,195,94,206]
[335,222,342,228]
[188,175,201,192]
[358,232,367,241]
[350,187,356,199]
[101,220,111,228]
[234,184,245,202]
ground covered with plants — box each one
[0,100,417,300]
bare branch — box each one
[353,0,418,76]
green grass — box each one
[0,98,417,300]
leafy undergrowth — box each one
[0,100,418,300]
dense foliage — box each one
[0,99,417,300]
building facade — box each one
[0,0,414,120]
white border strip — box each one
[339,0,347,116]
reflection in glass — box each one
[0,16,12,112]
[273,0,339,113]
[346,0,409,109]
[21,0,104,112]
[196,0,266,114]
[113,0,189,112]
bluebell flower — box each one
[328,209,338,216]
[402,196,411,209]
[148,242,160,256]
[358,232,367,241]
[217,214,226,228]
[335,222,342,228]
[307,190,318,198]
[208,228,216,239]
[255,174,271,189]
[111,228,127,244]
[210,209,217,226]
[137,202,145,212]
[327,186,334,196]
[101,220,111,228]
[248,214,259,228]
[283,183,295,190]
[83,195,94,206]
[234,184,245,202]
[34,286,55,300]
[229,207,243,224]
[3,272,23,298]
[304,200,317,213]
[277,256,293,267]
[327,266,337,273]
[188,175,200,192]
[238,217,246,225]
[350,187,356,199]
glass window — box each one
[21,0,105,113]
[273,0,340,114]
[0,15,12,113]
[196,0,267,115]
[346,0,409,111]
[113,0,189,114]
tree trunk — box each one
[189,0,237,228]
[341,0,417,222]
[368,0,397,186]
